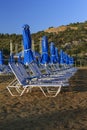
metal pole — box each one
[15,43,18,54]
[32,39,35,51]
[39,38,42,54]
[10,40,13,55]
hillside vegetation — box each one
[0,21,87,66]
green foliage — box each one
[0,34,22,58]
[48,26,54,29]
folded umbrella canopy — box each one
[41,36,50,64]
[0,51,3,65]
[69,57,74,65]
[22,24,34,65]
[59,49,64,65]
[50,42,57,64]
[55,47,59,63]
[65,54,69,65]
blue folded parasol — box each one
[55,47,59,63]
[0,51,4,65]
[50,42,57,64]
[22,24,34,65]
[41,36,50,64]
[59,49,64,64]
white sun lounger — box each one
[27,61,76,85]
[7,63,70,97]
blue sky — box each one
[0,0,87,34]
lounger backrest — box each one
[9,63,30,86]
[29,61,42,77]
[17,63,30,78]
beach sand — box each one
[0,69,87,130]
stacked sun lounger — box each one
[6,24,77,97]
[0,51,12,75]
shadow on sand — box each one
[0,69,87,130]
[0,108,87,130]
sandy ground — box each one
[0,69,87,130]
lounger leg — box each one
[7,86,21,96]
[39,87,47,97]
[47,86,62,97]
[53,86,62,97]
[15,87,22,93]
[20,87,31,96]
[39,86,62,97]
[26,86,32,93]
[20,87,26,96]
